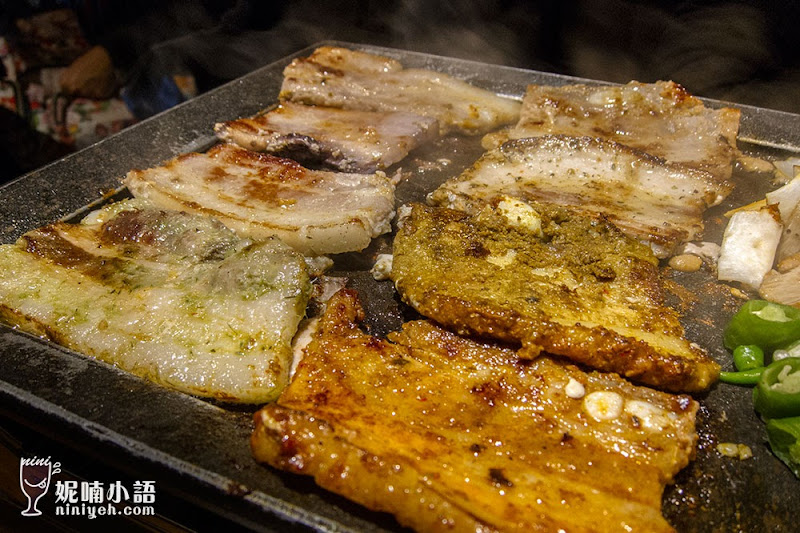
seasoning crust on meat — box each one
[0,200,311,403]
[390,202,720,392]
[252,289,698,532]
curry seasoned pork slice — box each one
[0,200,311,403]
[124,143,395,256]
[502,80,740,186]
[214,102,438,173]
[430,135,727,257]
[390,202,719,392]
[280,46,521,135]
[252,289,698,532]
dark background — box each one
[2,0,800,184]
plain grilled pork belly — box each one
[280,46,521,136]
[215,102,438,172]
[124,143,396,256]
[431,135,727,257]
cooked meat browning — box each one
[280,46,521,135]
[390,202,720,392]
[505,81,739,187]
[0,200,311,403]
[430,135,726,257]
[214,102,438,173]
[252,289,698,532]
[124,143,395,256]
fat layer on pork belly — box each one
[390,202,720,392]
[124,143,395,256]
[504,80,739,186]
[252,289,698,533]
[431,135,728,257]
[0,200,311,403]
[214,102,439,173]
[279,46,521,136]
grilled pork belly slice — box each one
[252,289,698,532]
[0,200,311,403]
[214,102,438,173]
[390,202,719,392]
[503,80,739,189]
[280,46,521,135]
[124,144,395,256]
[430,135,725,257]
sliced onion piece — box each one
[718,208,782,289]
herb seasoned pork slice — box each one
[0,200,311,403]
[430,135,726,257]
[214,102,438,173]
[252,289,698,532]
[390,202,719,392]
[280,46,520,135]
[504,80,739,188]
[124,144,395,256]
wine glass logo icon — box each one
[19,456,61,517]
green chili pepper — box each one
[764,416,800,479]
[723,300,800,353]
[732,344,764,371]
[752,357,800,419]
[719,367,765,385]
